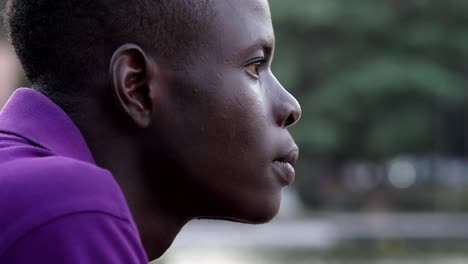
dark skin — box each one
[74,0,301,260]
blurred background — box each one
[3,0,468,263]
[0,0,21,107]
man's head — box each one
[4,0,214,100]
[5,0,300,227]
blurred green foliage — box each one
[0,0,5,37]
[270,0,468,160]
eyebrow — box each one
[241,36,275,60]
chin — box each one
[211,212,278,225]
[232,196,282,224]
[199,194,281,224]
[227,211,278,225]
[242,213,278,225]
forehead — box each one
[209,0,274,57]
[216,0,271,19]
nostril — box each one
[283,113,296,128]
[283,108,300,128]
[283,103,302,128]
[275,88,302,128]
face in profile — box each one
[145,0,301,223]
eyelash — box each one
[245,58,267,80]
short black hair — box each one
[4,0,213,98]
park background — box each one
[2,0,468,263]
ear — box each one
[110,44,154,128]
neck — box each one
[77,120,189,260]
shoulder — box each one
[0,156,126,216]
[0,156,123,204]
[1,212,148,263]
[0,156,132,255]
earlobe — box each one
[110,44,153,128]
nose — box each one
[279,96,301,128]
[273,78,302,128]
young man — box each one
[1,0,301,262]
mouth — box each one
[272,146,299,186]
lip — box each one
[272,147,299,186]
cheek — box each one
[162,67,273,166]
[204,82,272,166]
[155,70,282,221]
[190,83,279,198]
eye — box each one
[245,59,266,79]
